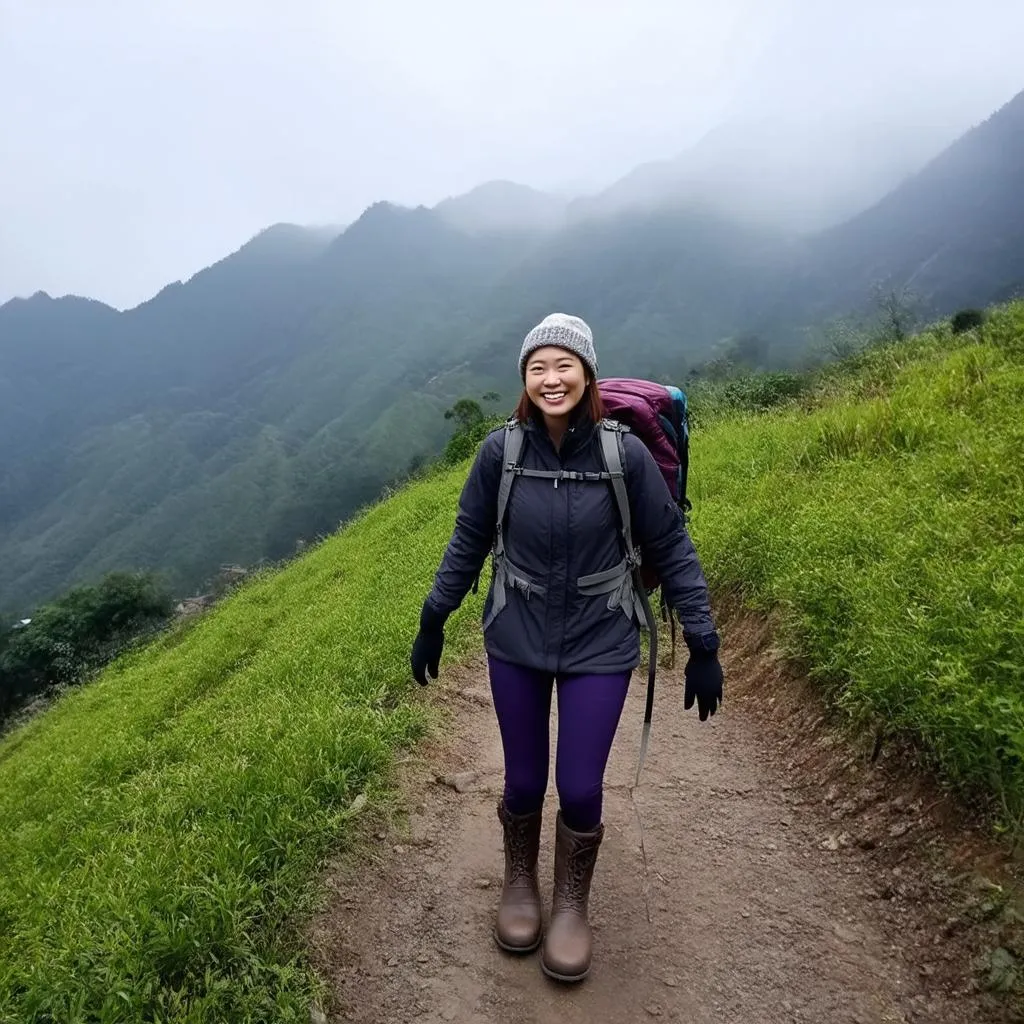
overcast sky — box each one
[2,0,1022,310]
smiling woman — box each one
[410,311,722,983]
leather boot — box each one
[540,811,603,982]
[494,799,543,953]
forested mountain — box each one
[568,112,957,232]
[0,208,541,611]
[434,181,568,234]
[2,88,1022,614]
[799,88,1024,318]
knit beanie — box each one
[518,313,598,381]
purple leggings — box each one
[487,655,631,831]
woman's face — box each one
[524,346,588,421]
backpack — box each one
[490,378,691,783]
[596,377,691,592]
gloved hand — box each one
[411,600,447,685]
[683,631,723,721]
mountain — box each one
[0,208,549,612]
[5,302,1022,1021]
[571,113,957,233]
[434,181,567,234]
[473,207,793,379]
[0,194,779,613]
[798,89,1024,319]
[3,89,1023,613]
[0,293,129,520]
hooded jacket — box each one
[426,413,715,675]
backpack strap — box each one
[484,422,550,629]
[494,419,524,563]
[472,421,522,597]
[597,424,634,557]
[595,421,659,786]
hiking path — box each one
[310,615,1016,1024]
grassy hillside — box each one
[693,301,1024,825]
[0,469,486,1022]
[1,302,1021,1020]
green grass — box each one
[689,302,1024,827]
[0,467,485,1023]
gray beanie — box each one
[518,313,598,381]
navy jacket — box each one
[427,415,715,675]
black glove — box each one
[411,600,447,685]
[683,631,723,721]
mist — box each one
[1,0,1022,309]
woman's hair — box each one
[514,378,606,425]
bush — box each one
[0,570,174,724]
[441,413,506,466]
[720,372,809,412]
[952,308,986,334]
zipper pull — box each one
[554,475,559,489]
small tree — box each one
[819,316,867,361]
[444,398,485,432]
[871,281,920,343]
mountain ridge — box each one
[2,87,1023,611]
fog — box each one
[2,0,1021,309]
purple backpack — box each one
[597,378,691,590]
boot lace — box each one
[558,839,598,908]
[505,817,537,884]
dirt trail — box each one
[311,619,1015,1023]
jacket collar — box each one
[521,405,599,460]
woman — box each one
[411,313,723,982]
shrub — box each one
[441,414,505,466]
[721,372,809,412]
[952,308,987,334]
[0,571,174,724]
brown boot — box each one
[540,812,603,982]
[494,799,543,953]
